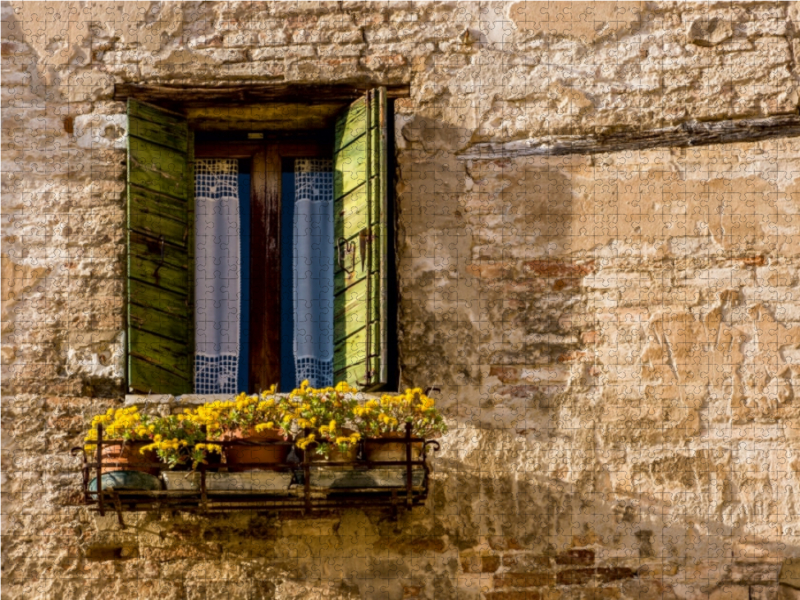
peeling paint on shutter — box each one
[127,99,194,394]
[332,88,388,389]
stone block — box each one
[495,572,556,588]
[461,553,501,573]
[556,549,596,566]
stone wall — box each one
[4,2,800,599]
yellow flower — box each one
[335,381,354,394]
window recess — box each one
[126,89,394,396]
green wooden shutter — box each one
[127,99,194,394]
[333,88,389,389]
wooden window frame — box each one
[194,136,333,393]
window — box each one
[126,90,394,395]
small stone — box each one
[688,17,733,47]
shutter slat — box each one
[333,322,380,374]
[333,184,368,241]
[128,99,186,128]
[130,280,190,319]
[127,99,193,394]
[129,115,188,153]
[129,328,190,371]
[129,186,188,227]
[130,254,189,295]
[129,208,188,247]
[130,357,192,394]
[332,88,388,389]
[129,232,187,268]
[333,279,369,343]
[129,137,188,199]
[129,303,189,342]
[334,95,367,151]
[334,135,366,200]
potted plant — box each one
[292,381,361,463]
[139,413,222,471]
[356,388,447,463]
[84,406,159,474]
[204,387,294,472]
[83,406,161,494]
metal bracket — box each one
[337,237,356,274]
[153,235,165,278]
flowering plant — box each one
[84,406,152,454]
[355,388,447,439]
[291,380,362,458]
[214,386,293,437]
[82,384,448,468]
[139,414,222,469]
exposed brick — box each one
[596,568,637,583]
[490,365,521,383]
[386,537,447,555]
[503,553,552,570]
[557,351,587,363]
[583,587,621,600]
[580,330,599,345]
[495,572,556,588]
[462,554,501,573]
[555,550,595,566]
[402,585,423,599]
[738,255,766,266]
[557,569,595,586]
[522,260,595,278]
[467,262,516,279]
[486,592,543,600]
[488,537,526,551]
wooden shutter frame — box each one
[332,87,390,390]
[127,99,194,394]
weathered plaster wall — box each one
[5,2,800,599]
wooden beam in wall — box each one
[115,83,411,107]
[457,113,800,160]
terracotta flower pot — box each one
[364,432,423,464]
[100,441,159,476]
[309,428,359,464]
[224,428,290,472]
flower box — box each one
[162,471,293,492]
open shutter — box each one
[333,88,388,389]
[127,99,194,394]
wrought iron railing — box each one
[72,422,440,528]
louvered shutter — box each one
[127,99,194,394]
[333,88,388,389]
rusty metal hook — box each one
[153,235,165,277]
[337,237,355,274]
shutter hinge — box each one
[359,229,369,271]
[360,369,374,387]
[153,235,166,280]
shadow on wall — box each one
[67,423,797,600]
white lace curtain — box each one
[293,159,334,389]
[193,157,333,393]
[194,159,241,394]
